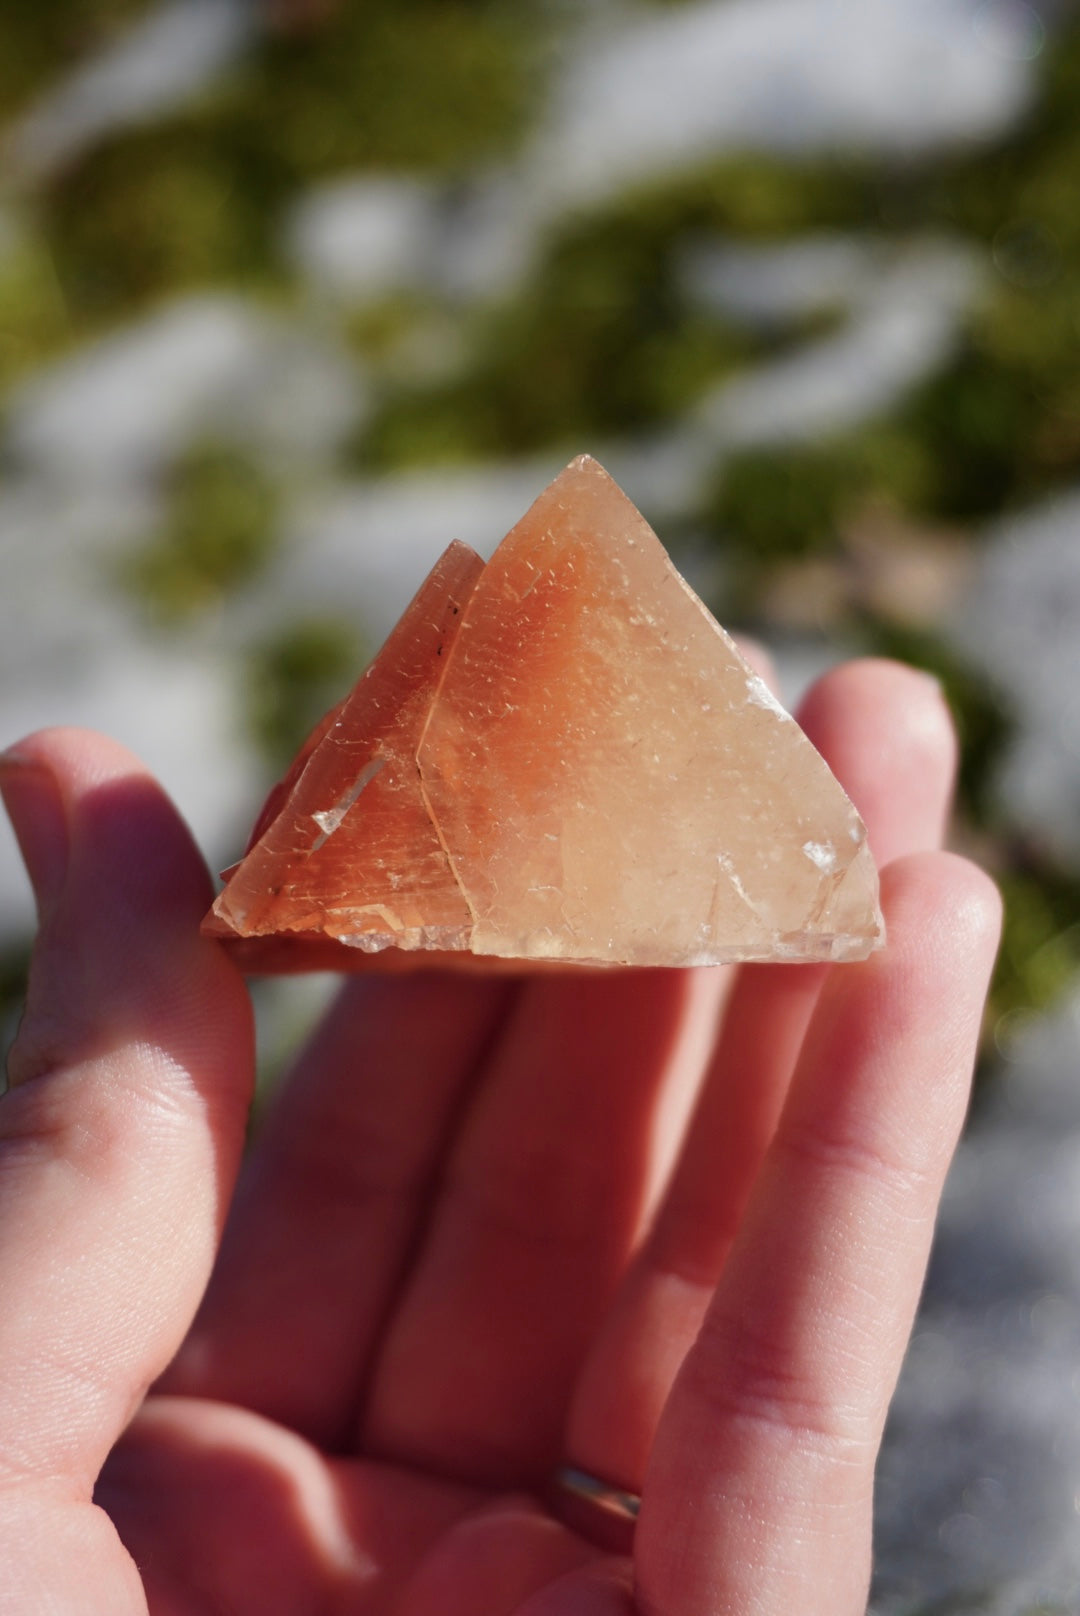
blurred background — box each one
[0,1,1077,1609]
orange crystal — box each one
[204,456,883,970]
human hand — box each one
[0,658,999,1616]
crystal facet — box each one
[204,456,884,970]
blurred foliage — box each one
[38,0,540,326]
[0,938,31,1074]
[0,0,146,123]
[344,292,443,367]
[246,616,366,771]
[357,214,762,465]
[43,122,287,320]
[0,224,74,395]
[897,1586,1080,1615]
[241,2,539,177]
[707,433,930,604]
[475,13,1080,528]
[866,625,1013,832]
[600,151,882,243]
[996,858,1080,1031]
[0,0,1075,1038]
[118,440,278,623]
[903,1596,1006,1616]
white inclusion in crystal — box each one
[744,672,791,719]
[717,850,768,922]
[335,903,410,941]
[311,755,387,844]
[340,927,396,951]
[802,839,837,873]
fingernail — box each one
[0,749,69,917]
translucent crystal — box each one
[204,456,884,970]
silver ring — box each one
[556,1473,640,1519]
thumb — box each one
[0,729,253,1497]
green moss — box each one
[850,626,1080,1037]
[39,1,539,325]
[906,1596,1012,1616]
[880,274,1080,523]
[245,616,366,771]
[596,152,882,243]
[906,1596,1001,1616]
[236,3,539,181]
[700,293,1078,570]
[357,210,761,467]
[570,19,1080,535]
[995,861,1080,1028]
[708,444,859,572]
[931,19,1080,245]
[360,309,752,467]
[0,224,74,397]
[0,0,147,125]
[704,428,933,613]
[864,624,1013,827]
[4,0,1079,1040]
[344,294,441,366]
[119,442,278,624]
[0,937,31,1071]
[42,114,292,322]
[855,16,1080,523]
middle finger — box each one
[359,964,726,1488]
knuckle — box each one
[1,1062,122,1183]
[5,1007,89,1092]
[685,1314,875,1461]
[776,1119,933,1206]
[1,1037,193,1191]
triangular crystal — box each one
[204,539,484,967]
[205,457,883,970]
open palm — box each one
[0,659,999,1616]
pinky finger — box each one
[635,852,1001,1616]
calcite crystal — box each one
[204,456,883,970]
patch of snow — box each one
[973,0,1047,61]
[396,0,1038,304]
[0,481,154,685]
[873,990,1080,1612]
[680,235,878,327]
[0,643,256,938]
[697,240,978,447]
[595,240,980,504]
[6,295,363,482]
[6,0,254,182]
[0,477,258,940]
[268,458,573,640]
[284,177,440,302]
[950,487,1080,862]
[425,171,545,303]
[532,0,1036,214]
